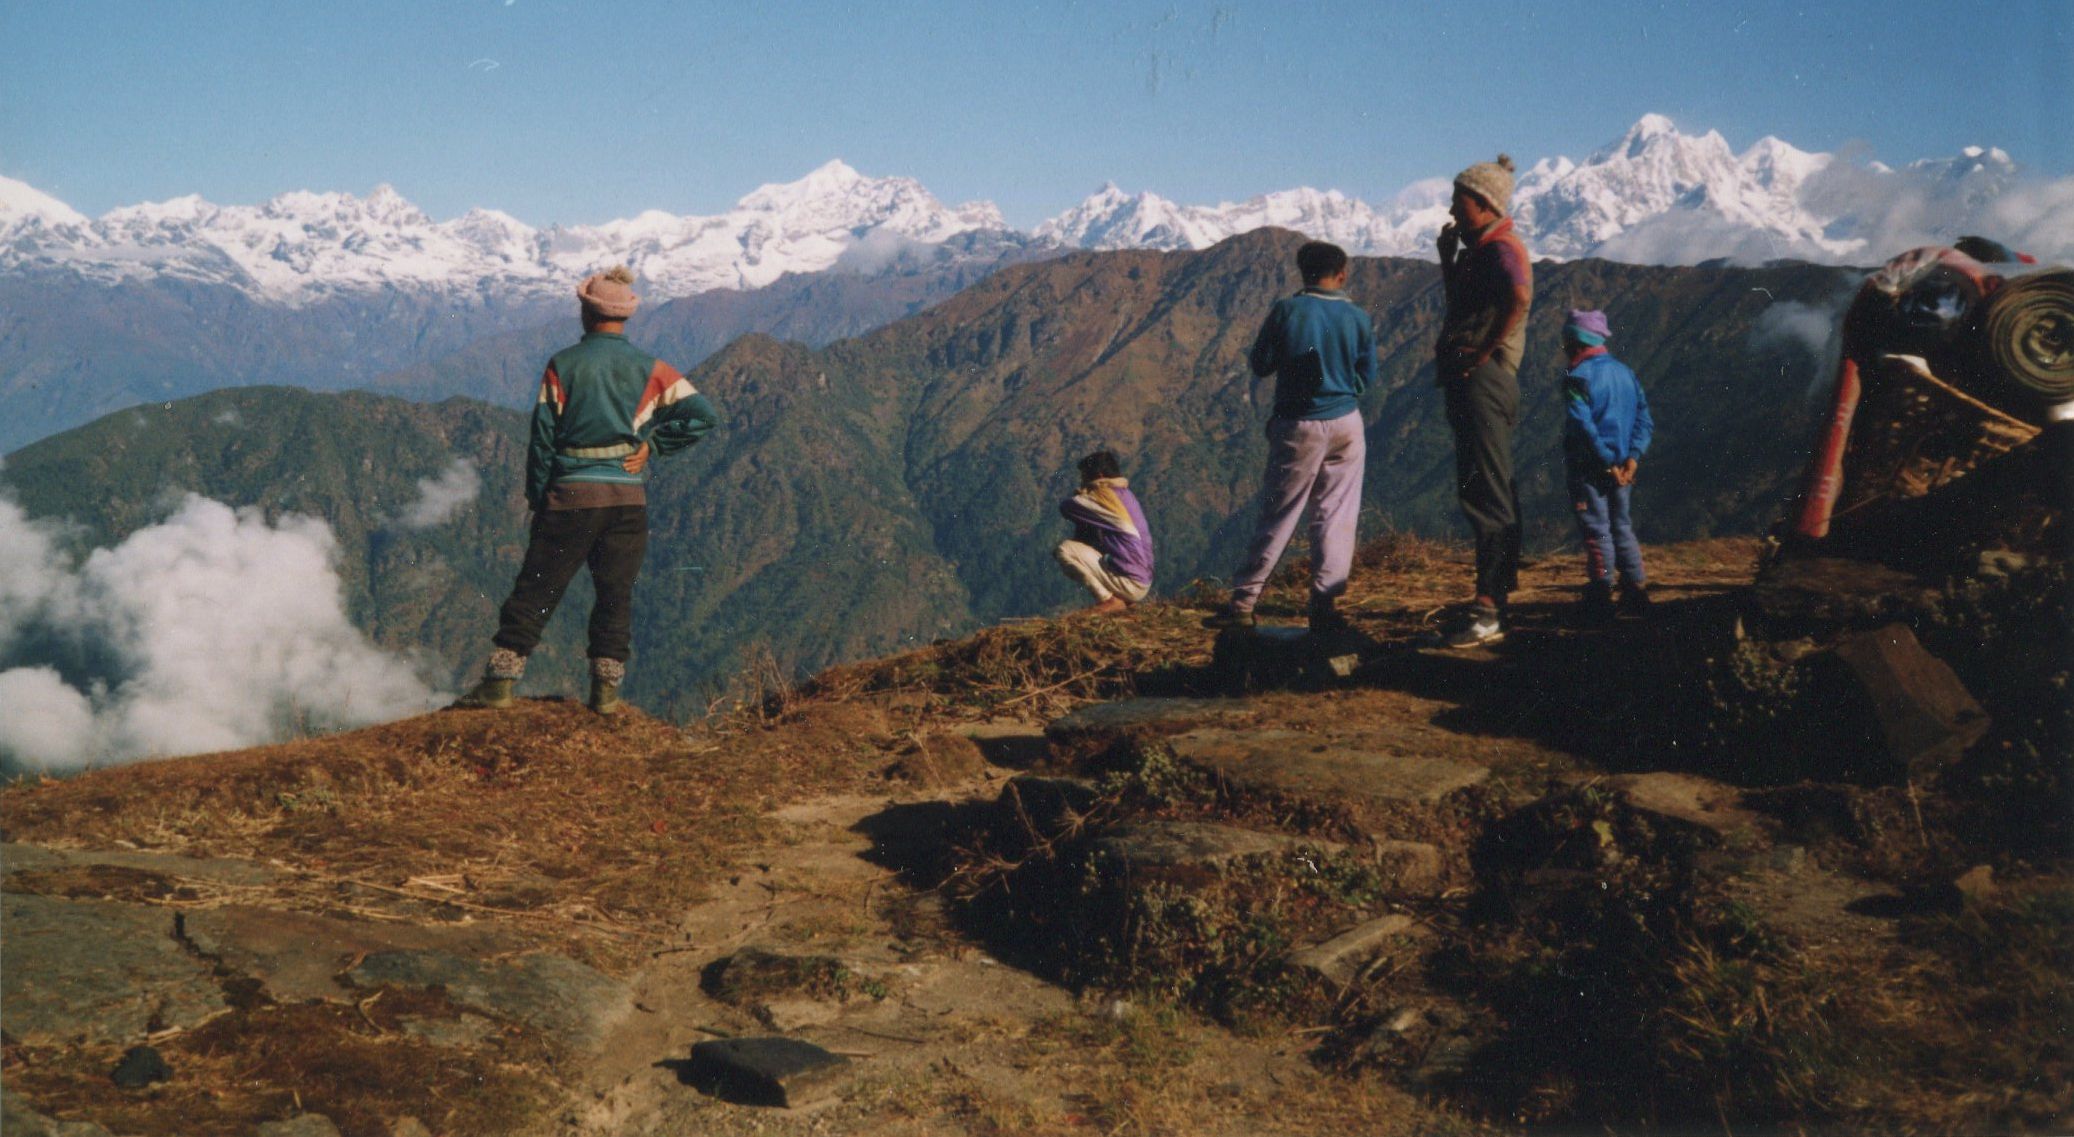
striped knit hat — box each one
[578,265,640,319]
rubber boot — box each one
[587,658,626,716]
[451,647,524,710]
[453,676,516,709]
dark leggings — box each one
[491,505,648,662]
[1444,361,1522,602]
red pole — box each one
[1793,356,1862,540]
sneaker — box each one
[1442,607,1505,649]
[1578,582,1616,626]
[1202,603,1257,630]
[1618,583,1653,618]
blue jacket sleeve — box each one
[1356,312,1377,394]
[1630,380,1653,457]
[1564,376,1617,467]
[1248,303,1282,378]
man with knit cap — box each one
[454,266,721,714]
[1560,308,1653,623]
[1434,154,1532,648]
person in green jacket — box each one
[454,266,720,714]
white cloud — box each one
[0,492,445,773]
[393,458,480,529]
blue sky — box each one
[3,0,2068,227]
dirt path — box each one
[566,777,1441,1135]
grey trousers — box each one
[1230,410,1366,610]
[1444,362,1522,602]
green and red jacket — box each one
[526,332,720,509]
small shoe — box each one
[1578,582,1617,627]
[1308,606,1352,634]
[1085,596,1130,616]
[452,676,516,710]
[1618,583,1653,618]
[1442,608,1505,649]
[1202,603,1257,630]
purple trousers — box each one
[1230,411,1366,610]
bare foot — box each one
[1084,596,1130,616]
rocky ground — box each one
[3,535,2067,1136]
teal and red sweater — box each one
[526,331,720,509]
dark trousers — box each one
[1444,361,1522,602]
[492,505,647,662]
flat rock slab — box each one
[1045,697,1260,744]
[1090,821,1339,872]
[1001,775,1101,830]
[1607,772,1764,842]
[1833,622,1990,774]
[1288,913,1427,987]
[1168,728,1490,807]
[684,1037,851,1108]
[346,950,629,1051]
[182,904,520,1005]
[2,843,280,889]
[1,893,226,1046]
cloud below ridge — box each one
[0,492,445,774]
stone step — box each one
[1287,913,1429,987]
[1167,727,1491,808]
[1045,696,1263,747]
[681,1037,851,1109]
[1089,821,1342,873]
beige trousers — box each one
[1054,540,1151,603]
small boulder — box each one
[682,1037,851,1108]
[109,1045,171,1089]
[254,1116,343,1137]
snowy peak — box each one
[1,162,1017,303]
[0,175,89,230]
[6,117,2070,303]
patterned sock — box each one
[486,647,527,680]
[589,657,626,684]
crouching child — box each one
[1560,309,1653,623]
[1055,450,1155,615]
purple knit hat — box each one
[1565,309,1611,343]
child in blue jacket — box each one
[1560,309,1653,623]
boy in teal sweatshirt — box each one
[455,266,720,714]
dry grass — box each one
[0,698,903,968]
[1,986,556,1137]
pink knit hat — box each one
[577,266,639,319]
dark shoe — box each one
[1442,607,1505,649]
[1619,583,1653,618]
[1308,606,1352,634]
[1202,603,1257,630]
[1578,581,1617,626]
[452,676,515,709]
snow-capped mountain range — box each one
[5,115,2067,307]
